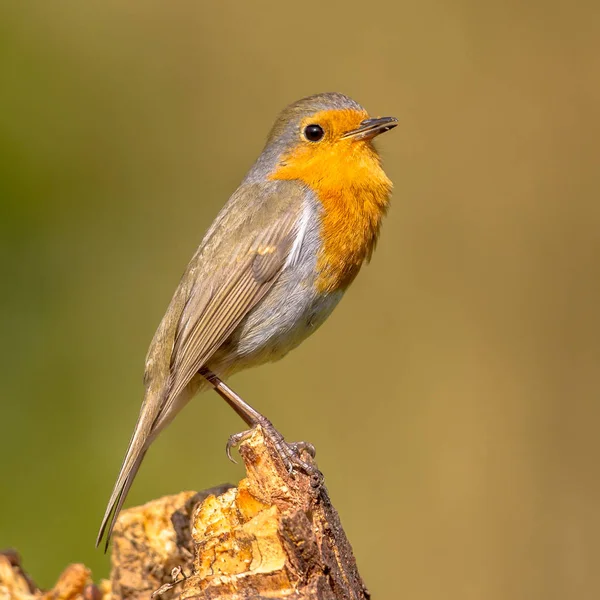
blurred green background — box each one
[1,1,599,598]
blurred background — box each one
[1,1,599,598]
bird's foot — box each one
[226,419,317,476]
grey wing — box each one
[146,179,310,432]
[164,210,301,410]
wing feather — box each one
[97,180,310,549]
[159,203,300,421]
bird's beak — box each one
[341,116,398,141]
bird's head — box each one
[248,93,397,197]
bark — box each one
[0,427,369,600]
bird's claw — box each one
[226,429,255,464]
[225,423,317,476]
[288,440,316,459]
[276,439,315,475]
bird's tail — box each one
[95,394,160,551]
[95,449,147,551]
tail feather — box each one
[96,394,160,550]
[96,382,198,550]
[96,450,146,551]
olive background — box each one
[1,2,599,598]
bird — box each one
[96,92,397,549]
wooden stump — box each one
[1,427,370,600]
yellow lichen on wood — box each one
[187,452,297,596]
[180,427,369,599]
[110,490,199,600]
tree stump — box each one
[1,427,370,600]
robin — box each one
[96,92,397,548]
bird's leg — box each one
[200,368,316,474]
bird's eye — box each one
[304,124,324,142]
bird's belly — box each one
[207,194,346,375]
[212,273,344,373]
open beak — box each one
[341,116,398,141]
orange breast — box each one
[271,133,392,293]
[313,180,389,292]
